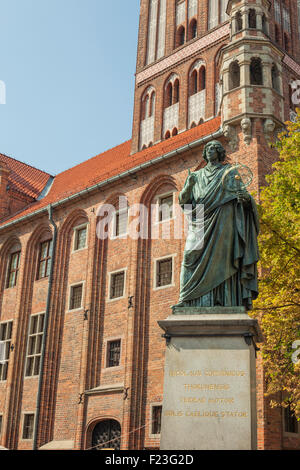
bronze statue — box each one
[174,140,259,311]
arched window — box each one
[189,19,197,40]
[190,69,198,95]
[229,61,240,90]
[163,74,180,139]
[235,11,243,32]
[262,14,267,35]
[91,420,121,451]
[188,60,206,128]
[250,58,263,86]
[176,25,185,47]
[6,242,21,289]
[271,65,280,93]
[248,9,257,29]
[199,66,206,91]
[174,79,180,103]
[140,86,156,150]
[172,128,178,136]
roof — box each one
[0,153,52,199]
[0,117,221,229]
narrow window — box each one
[189,19,197,40]
[156,258,173,287]
[200,67,206,91]
[0,321,13,381]
[262,14,267,35]
[37,240,53,280]
[166,83,173,108]
[176,25,185,47]
[191,70,198,95]
[152,406,162,435]
[235,11,243,32]
[248,9,256,29]
[284,405,298,433]
[22,414,35,440]
[250,58,263,85]
[70,284,83,310]
[110,272,125,300]
[74,226,87,251]
[25,314,44,377]
[107,340,121,368]
[165,131,171,140]
[158,194,174,222]
[7,251,21,288]
[272,65,280,93]
[174,80,180,104]
[172,128,178,136]
[229,61,240,90]
[114,209,128,237]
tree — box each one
[252,109,300,419]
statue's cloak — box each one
[178,164,259,309]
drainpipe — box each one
[32,204,58,450]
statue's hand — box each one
[237,189,250,204]
[187,173,197,188]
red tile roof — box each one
[0,153,52,199]
[0,117,221,228]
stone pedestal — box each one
[158,307,263,450]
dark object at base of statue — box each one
[173,140,259,312]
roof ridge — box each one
[0,152,53,177]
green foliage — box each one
[252,109,300,419]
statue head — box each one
[203,140,226,163]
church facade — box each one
[0,0,299,450]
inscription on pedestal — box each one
[160,336,256,450]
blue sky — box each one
[0,0,140,175]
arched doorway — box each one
[91,420,121,450]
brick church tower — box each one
[0,1,299,451]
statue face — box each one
[206,142,219,162]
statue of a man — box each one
[175,140,259,311]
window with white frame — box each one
[155,257,174,288]
[0,321,13,381]
[25,314,44,377]
[22,414,35,440]
[69,284,83,310]
[113,208,128,238]
[109,271,125,300]
[74,224,88,251]
[157,193,174,222]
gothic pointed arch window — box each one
[284,33,290,53]
[235,11,243,33]
[188,60,206,128]
[163,74,180,139]
[140,86,156,150]
[248,9,257,29]
[229,61,240,90]
[91,420,121,451]
[189,18,197,40]
[271,64,280,93]
[146,0,167,65]
[250,58,263,86]
[262,13,267,35]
